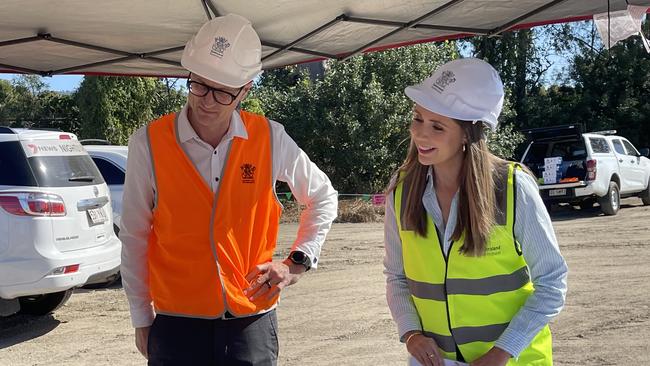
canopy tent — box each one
[1,0,649,77]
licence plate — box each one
[87,208,108,226]
[548,189,567,197]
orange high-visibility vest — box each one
[146,110,282,318]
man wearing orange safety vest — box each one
[120,13,338,365]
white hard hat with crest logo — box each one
[181,13,263,88]
[405,58,504,130]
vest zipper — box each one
[435,226,464,361]
[208,140,235,317]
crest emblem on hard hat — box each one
[211,36,231,58]
[241,163,256,184]
[432,71,456,93]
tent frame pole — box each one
[262,15,346,62]
[0,0,582,75]
[489,0,572,36]
[340,0,467,61]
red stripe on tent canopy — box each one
[287,9,650,67]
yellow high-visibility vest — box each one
[395,163,553,364]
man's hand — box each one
[135,326,151,359]
[244,259,306,301]
[469,347,511,366]
[404,331,445,366]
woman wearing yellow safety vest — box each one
[384,58,568,366]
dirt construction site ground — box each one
[1,198,649,365]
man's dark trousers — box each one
[147,310,279,365]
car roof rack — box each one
[79,139,111,145]
[589,129,617,136]
[521,124,584,141]
[0,126,17,134]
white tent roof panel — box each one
[1,0,648,76]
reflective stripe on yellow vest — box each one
[395,163,553,365]
[146,110,282,318]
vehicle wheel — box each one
[579,199,595,210]
[598,181,620,216]
[18,289,73,316]
[641,181,650,206]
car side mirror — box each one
[640,148,650,157]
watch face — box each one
[291,251,307,263]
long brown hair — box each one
[388,120,507,256]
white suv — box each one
[520,125,650,215]
[83,144,127,235]
[0,128,121,316]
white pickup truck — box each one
[520,125,650,215]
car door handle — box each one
[631,160,635,163]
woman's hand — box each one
[405,331,444,366]
[469,347,511,366]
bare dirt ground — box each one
[1,198,649,365]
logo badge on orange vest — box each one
[241,163,256,183]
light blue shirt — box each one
[383,168,568,358]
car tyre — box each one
[18,289,73,316]
[641,181,650,206]
[599,181,620,216]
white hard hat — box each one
[181,13,263,88]
[405,58,504,130]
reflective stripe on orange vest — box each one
[146,110,282,318]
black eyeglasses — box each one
[186,80,243,105]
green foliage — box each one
[251,43,459,193]
[488,124,525,160]
[250,42,525,193]
[0,79,14,123]
[241,97,265,115]
[468,26,572,129]
[567,22,650,148]
[76,76,186,145]
[0,75,79,131]
[488,90,525,160]
[2,20,647,194]
[152,78,187,118]
[33,91,80,133]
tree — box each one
[488,90,525,160]
[248,43,525,193]
[249,43,458,193]
[152,78,188,118]
[565,21,650,148]
[2,75,48,127]
[0,75,82,131]
[76,76,186,145]
[33,91,80,133]
[469,26,571,129]
[0,79,14,123]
